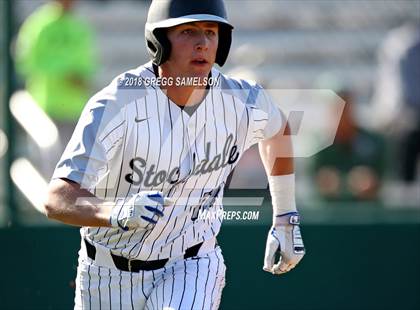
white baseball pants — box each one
[74,243,226,310]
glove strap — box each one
[274,212,300,226]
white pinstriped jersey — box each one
[53,61,283,261]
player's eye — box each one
[205,29,216,36]
[181,29,194,35]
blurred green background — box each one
[1,1,419,309]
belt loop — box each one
[128,260,132,272]
[84,238,96,260]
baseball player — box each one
[44,0,305,309]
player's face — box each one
[164,21,219,80]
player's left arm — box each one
[258,122,306,275]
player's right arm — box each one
[44,178,113,227]
[42,94,115,227]
[43,88,169,230]
[45,177,169,229]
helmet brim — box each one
[146,14,233,31]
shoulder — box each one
[88,63,156,110]
[215,67,260,91]
[215,69,263,106]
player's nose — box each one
[195,32,209,51]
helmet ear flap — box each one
[215,23,232,67]
[146,28,172,66]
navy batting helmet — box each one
[145,0,234,66]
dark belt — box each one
[84,238,204,272]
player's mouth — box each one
[191,58,209,66]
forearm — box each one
[44,179,113,227]
[46,197,113,227]
[258,123,294,176]
[259,124,297,220]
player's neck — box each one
[165,85,207,107]
[156,65,209,107]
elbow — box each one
[43,192,64,221]
[43,179,78,223]
[43,202,59,220]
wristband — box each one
[268,174,297,223]
[274,212,300,226]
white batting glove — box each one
[109,191,171,231]
[263,212,305,275]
